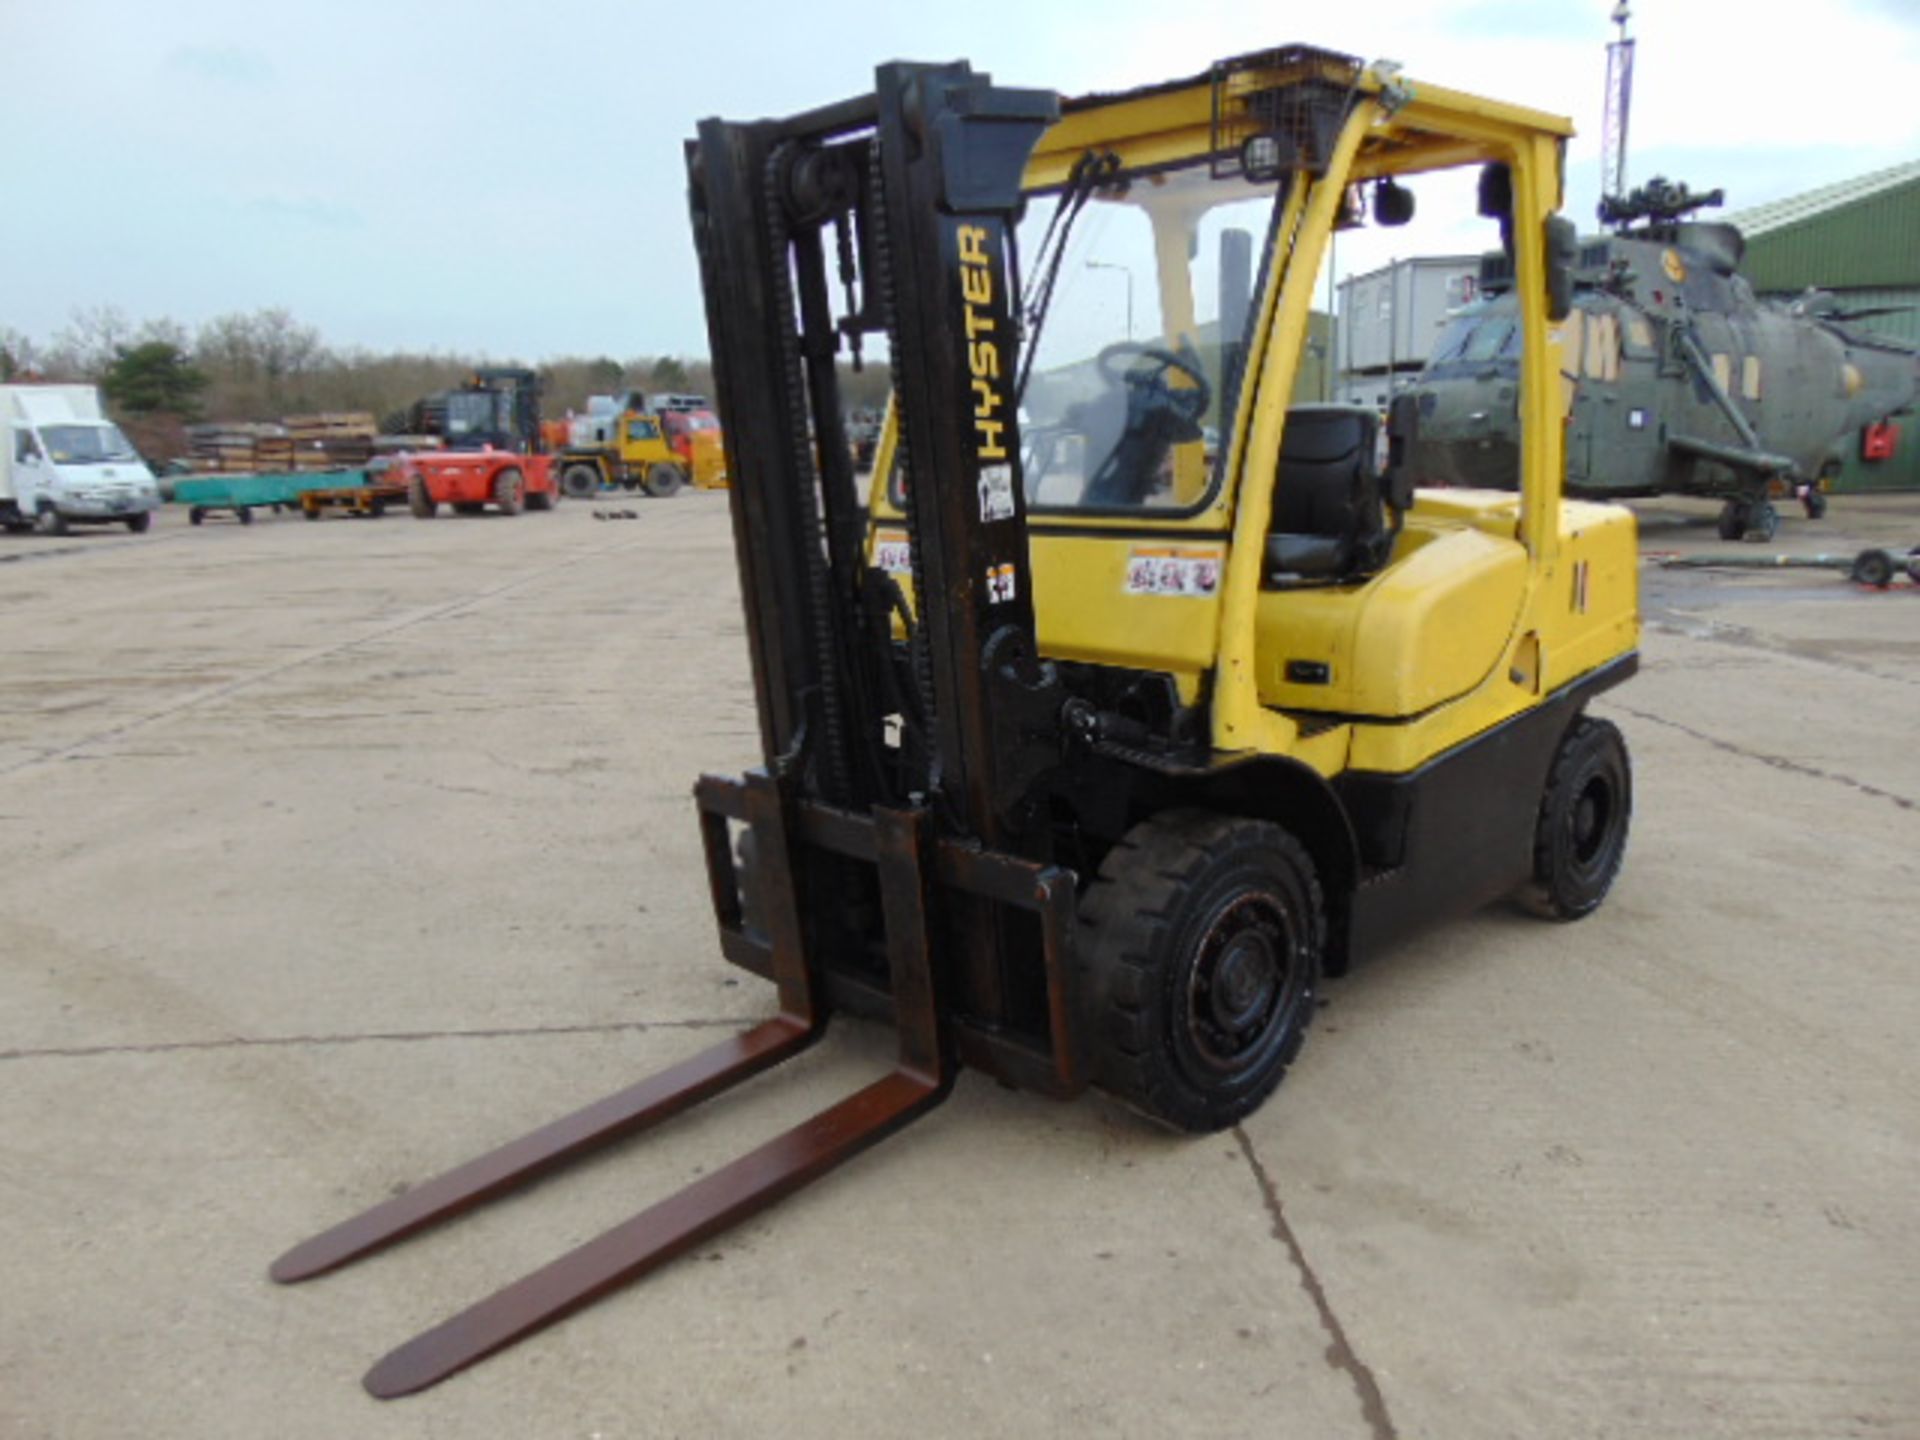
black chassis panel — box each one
[1336,653,1638,962]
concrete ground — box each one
[0,488,1914,1439]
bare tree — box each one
[46,304,134,379]
[9,305,779,436]
[195,308,332,417]
[0,326,39,380]
[134,316,191,351]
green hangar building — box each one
[1728,159,1920,492]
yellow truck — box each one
[554,396,726,497]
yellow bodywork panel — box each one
[1029,531,1223,699]
[1340,497,1638,773]
[1255,521,1528,715]
[873,517,1225,705]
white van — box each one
[1,384,161,534]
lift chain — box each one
[764,140,853,804]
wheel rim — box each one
[1571,776,1613,866]
[1184,891,1300,1076]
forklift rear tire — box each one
[1078,810,1322,1133]
[1520,715,1631,921]
[494,468,524,516]
[409,479,437,519]
[561,464,600,499]
[644,462,686,498]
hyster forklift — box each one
[273,46,1639,1397]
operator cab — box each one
[869,89,1607,746]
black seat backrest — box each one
[1266,404,1394,582]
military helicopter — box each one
[1398,177,1920,540]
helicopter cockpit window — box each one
[1468,317,1520,362]
[1427,304,1519,373]
[1427,308,1484,367]
[1012,162,1283,516]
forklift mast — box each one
[684,63,1086,1080]
[688,63,1061,838]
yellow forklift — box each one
[273,47,1638,1396]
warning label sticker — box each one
[874,532,911,576]
[986,562,1018,604]
[978,463,1016,523]
[1123,547,1224,597]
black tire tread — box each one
[493,468,523,516]
[1520,714,1631,921]
[1078,810,1322,1133]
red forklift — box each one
[396,367,560,517]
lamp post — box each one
[1085,259,1133,340]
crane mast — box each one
[1600,1,1636,210]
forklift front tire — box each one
[1520,715,1631,921]
[1079,811,1323,1134]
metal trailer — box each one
[295,474,410,520]
[170,471,350,525]
[1660,546,1920,587]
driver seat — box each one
[1264,404,1409,583]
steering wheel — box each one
[1096,340,1210,405]
[1078,340,1213,507]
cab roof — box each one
[1027,44,1572,191]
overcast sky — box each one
[3,0,1916,363]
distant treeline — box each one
[0,306,894,461]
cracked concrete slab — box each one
[0,491,1915,1438]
